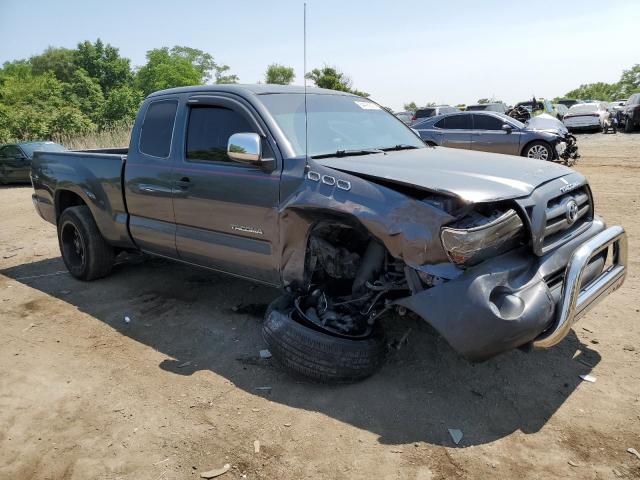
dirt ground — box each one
[1,132,639,480]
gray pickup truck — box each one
[31,84,627,383]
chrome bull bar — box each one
[533,226,627,349]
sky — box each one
[1,0,638,110]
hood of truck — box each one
[315,147,574,202]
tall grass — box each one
[53,126,132,150]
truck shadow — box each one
[1,255,602,447]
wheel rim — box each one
[527,144,549,160]
[61,222,85,270]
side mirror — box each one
[227,133,262,163]
[502,124,513,133]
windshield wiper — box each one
[380,144,419,152]
[311,148,384,159]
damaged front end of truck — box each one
[269,153,627,365]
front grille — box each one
[541,187,592,251]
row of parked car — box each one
[397,94,640,133]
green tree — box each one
[102,85,143,128]
[477,98,490,104]
[63,69,105,123]
[0,71,93,141]
[305,65,368,97]
[135,46,238,95]
[618,64,640,98]
[565,82,619,101]
[214,64,239,84]
[74,39,132,94]
[403,101,418,112]
[30,47,76,83]
[135,47,203,95]
[265,63,295,85]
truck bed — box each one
[31,149,135,249]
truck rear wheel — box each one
[58,206,114,281]
[262,294,387,383]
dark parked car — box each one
[620,93,640,132]
[411,105,459,124]
[30,84,626,383]
[0,141,66,184]
[414,111,579,164]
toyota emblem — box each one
[565,200,579,225]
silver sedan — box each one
[413,111,577,163]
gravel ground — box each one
[1,132,639,479]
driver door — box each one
[171,96,281,284]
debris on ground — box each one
[628,447,640,459]
[580,374,597,383]
[254,440,261,453]
[124,316,131,323]
[623,345,635,351]
[568,460,580,467]
[259,349,272,359]
[200,463,231,478]
[283,423,291,427]
[177,361,192,368]
[448,428,463,445]
[153,458,169,465]
[2,253,17,259]
[582,326,594,333]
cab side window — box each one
[186,106,268,163]
[139,100,178,158]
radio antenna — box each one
[303,1,309,164]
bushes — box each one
[0,40,237,144]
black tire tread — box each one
[262,297,387,383]
[58,205,114,281]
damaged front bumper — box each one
[395,218,627,360]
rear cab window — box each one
[139,100,179,158]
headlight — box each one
[441,209,524,266]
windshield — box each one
[20,142,66,157]
[259,94,425,158]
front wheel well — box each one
[55,190,86,222]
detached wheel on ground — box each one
[262,295,387,383]
[58,205,114,281]
[523,141,553,161]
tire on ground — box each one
[262,295,387,383]
[58,205,114,281]
[625,119,634,133]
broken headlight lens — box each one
[441,209,524,266]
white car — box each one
[562,102,609,131]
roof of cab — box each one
[147,83,356,98]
